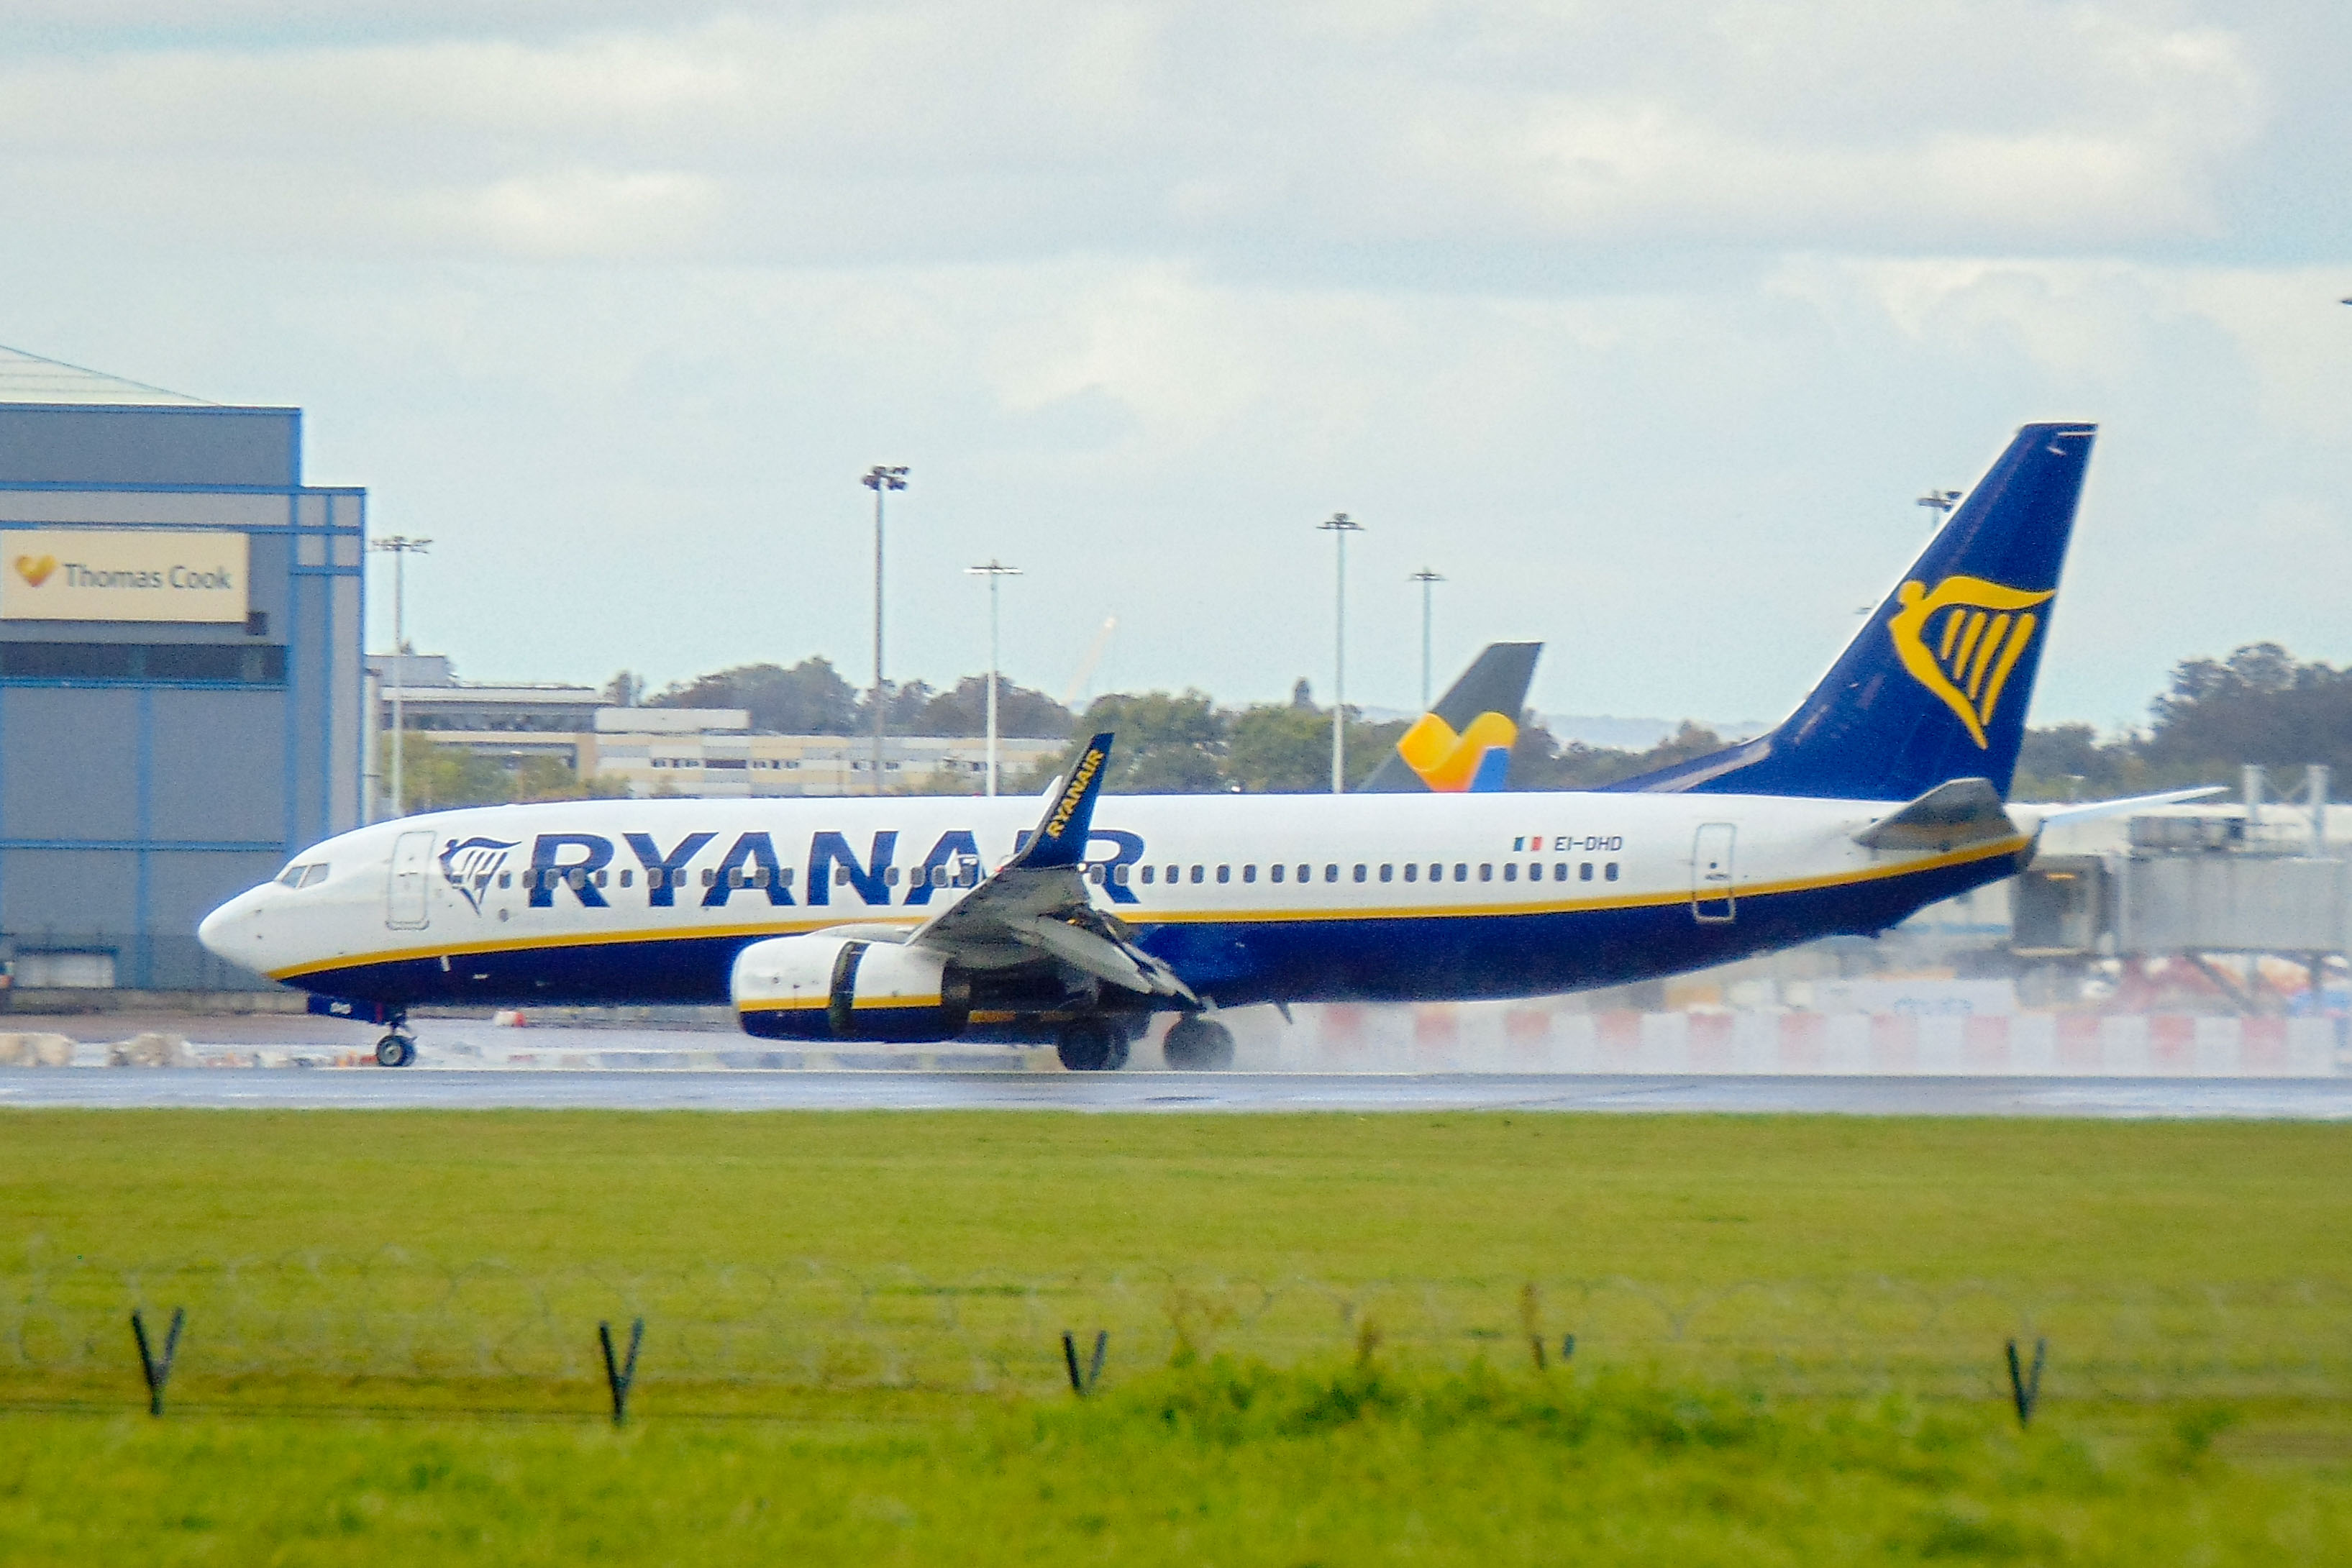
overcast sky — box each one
[3,1,2346,731]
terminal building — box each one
[385,652,1064,801]
[0,347,365,989]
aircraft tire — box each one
[1162,1016,1236,1071]
[375,1034,416,1069]
[1055,1019,1121,1072]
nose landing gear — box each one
[375,1012,417,1068]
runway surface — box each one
[3,1068,2348,1118]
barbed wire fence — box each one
[4,1248,2348,1418]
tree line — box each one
[405,639,2345,808]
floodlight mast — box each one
[1917,489,1962,527]
[369,536,431,816]
[862,465,909,797]
[965,560,1021,796]
[1318,512,1363,793]
[1408,567,1444,711]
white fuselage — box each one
[198,788,2036,1013]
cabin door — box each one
[386,830,435,931]
[1690,823,1736,924]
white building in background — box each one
[374,655,1065,800]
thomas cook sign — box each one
[1,529,249,624]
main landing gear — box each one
[375,1011,417,1068]
[1162,1015,1236,1071]
[1054,1018,1129,1073]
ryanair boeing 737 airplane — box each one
[200,423,2202,1070]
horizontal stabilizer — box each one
[2018,785,2225,827]
[1854,777,2020,852]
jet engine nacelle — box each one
[731,934,971,1042]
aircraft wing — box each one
[906,731,1197,1001]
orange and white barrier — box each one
[1282,1006,2343,1077]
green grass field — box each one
[2,1108,2349,1563]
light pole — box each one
[1408,567,1444,710]
[965,559,1021,796]
[1318,512,1363,793]
[1916,489,1961,527]
[370,535,431,816]
[862,465,908,796]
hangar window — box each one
[1141,866,1155,885]
[1242,865,1256,883]
[1402,864,1416,883]
[0,642,288,684]
[1216,865,1230,883]
[1605,862,1620,881]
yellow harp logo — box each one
[1887,575,2054,748]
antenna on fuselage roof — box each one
[1062,616,1118,710]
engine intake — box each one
[731,934,970,1042]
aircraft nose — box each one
[197,891,252,962]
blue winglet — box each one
[1016,732,1115,869]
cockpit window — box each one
[276,862,329,888]
[275,863,306,887]
[300,863,330,888]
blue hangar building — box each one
[0,346,366,990]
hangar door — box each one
[386,830,435,931]
[1690,824,1736,924]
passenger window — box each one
[1089,865,1105,884]
[1553,863,1566,882]
[498,871,511,889]
[1503,864,1517,883]
[1298,864,1311,883]
[1530,862,1542,880]
[1166,865,1179,883]
[1242,865,1257,883]
[1580,862,1594,881]
[1352,864,1367,883]
[1269,864,1283,883]
[1454,863,1467,882]
[1113,863,1131,885]
[835,866,851,886]
[568,869,586,890]
[1141,865,1156,885]
[703,868,716,887]
[1479,864,1493,882]
[780,868,794,888]
[1190,865,1204,884]
[619,869,634,888]
[884,867,900,885]
[1606,862,1620,881]
[1379,865,1392,883]
[728,869,744,888]
[1217,865,1230,883]
[1403,864,1416,883]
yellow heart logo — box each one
[13,555,55,588]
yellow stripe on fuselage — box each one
[270,836,2028,983]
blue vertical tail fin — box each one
[1607,422,2096,802]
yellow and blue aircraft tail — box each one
[1608,421,2095,802]
[1357,642,1541,794]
